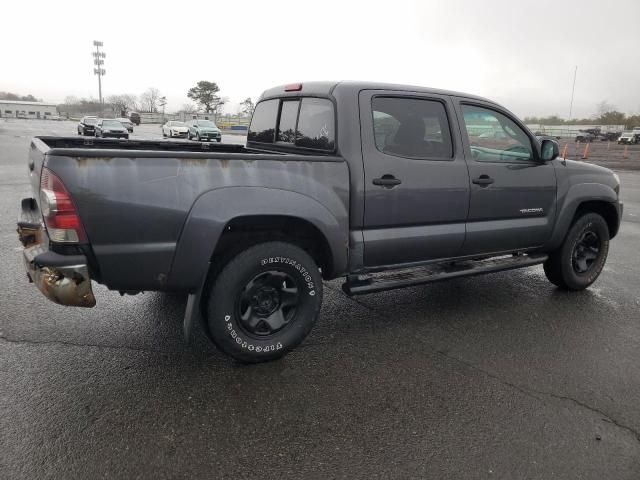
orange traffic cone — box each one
[561,144,568,158]
[581,142,590,159]
[623,145,628,159]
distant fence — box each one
[525,124,626,138]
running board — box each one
[342,253,548,296]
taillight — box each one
[284,83,302,92]
[40,167,87,243]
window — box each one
[372,97,453,160]
[4,110,11,114]
[28,111,36,115]
[277,100,299,143]
[461,105,533,163]
[248,97,335,151]
[248,99,278,143]
[44,112,51,116]
[296,98,335,151]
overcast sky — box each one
[2,0,639,118]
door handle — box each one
[472,175,494,186]
[372,175,402,188]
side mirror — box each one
[540,138,559,161]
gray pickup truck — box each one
[18,81,623,363]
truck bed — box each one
[30,136,350,292]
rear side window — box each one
[248,97,335,151]
[248,99,278,143]
[296,98,335,151]
[372,97,453,160]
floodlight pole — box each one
[92,41,106,115]
[568,65,577,121]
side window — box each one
[277,100,299,143]
[296,98,335,151]
[372,97,453,160]
[461,105,533,162]
[248,99,278,143]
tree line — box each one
[524,101,640,129]
[0,91,42,102]
[57,81,256,118]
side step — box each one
[342,253,548,296]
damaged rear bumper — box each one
[18,198,96,308]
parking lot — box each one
[1,119,640,479]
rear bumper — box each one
[18,198,96,308]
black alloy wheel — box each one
[572,229,600,274]
[237,271,299,337]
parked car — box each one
[94,119,129,139]
[187,119,222,142]
[618,131,637,145]
[128,112,141,126]
[116,117,134,133]
[77,116,98,136]
[632,127,640,142]
[575,131,595,143]
[17,112,27,119]
[162,121,189,138]
[17,81,622,363]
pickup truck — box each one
[17,81,623,363]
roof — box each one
[259,80,494,104]
[0,99,57,107]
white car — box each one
[162,121,189,138]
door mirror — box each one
[540,138,559,161]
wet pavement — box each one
[1,119,639,479]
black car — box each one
[77,116,98,136]
[128,112,141,126]
[95,119,129,139]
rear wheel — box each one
[205,241,323,363]
[543,212,609,290]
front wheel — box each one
[543,212,610,290]
[205,241,323,363]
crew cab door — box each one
[453,99,557,255]
[359,91,470,267]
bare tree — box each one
[106,95,129,116]
[240,97,255,117]
[596,101,616,117]
[140,88,161,113]
[181,103,198,114]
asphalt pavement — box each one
[1,119,639,479]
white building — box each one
[0,100,58,119]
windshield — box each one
[84,118,97,125]
[197,120,216,128]
[102,120,123,128]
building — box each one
[0,100,58,119]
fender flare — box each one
[546,182,618,250]
[167,186,349,291]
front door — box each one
[360,91,470,267]
[454,100,558,255]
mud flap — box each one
[182,263,210,343]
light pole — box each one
[92,41,106,116]
[159,96,167,124]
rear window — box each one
[248,97,335,151]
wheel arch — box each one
[546,183,620,250]
[167,187,349,291]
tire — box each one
[162,130,166,138]
[205,241,323,363]
[196,132,201,141]
[543,212,609,290]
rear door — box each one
[359,90,470,267]
[454,99,557,255]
